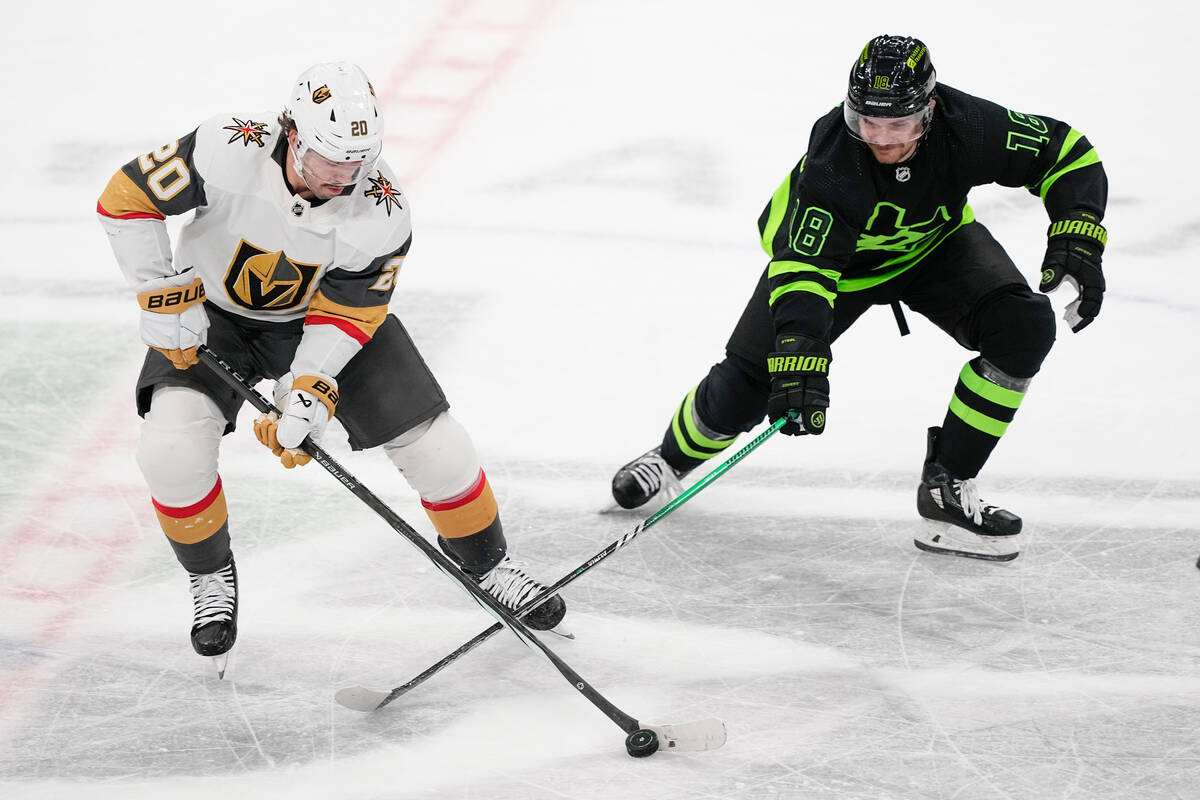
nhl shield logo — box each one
[895,166,911,182]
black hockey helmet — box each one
[845,35,936,118]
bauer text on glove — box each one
[766,334,831,436]
[136,268,208,369]
[1039,209,1106,333]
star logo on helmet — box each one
[222,118,270,148]
[364,172,403,216]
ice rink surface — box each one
[2,1,1198,797]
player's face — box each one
[286,130,373,200]
[300,151,365,198]
[859,116,924,163]
[843,100,933,165]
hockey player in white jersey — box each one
[97,62,566,674]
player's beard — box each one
[869,140,918,164]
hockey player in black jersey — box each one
[612,35,1107,562]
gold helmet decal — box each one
[312,84,332,104]
[368,82,376,97]
[223,240,321,311]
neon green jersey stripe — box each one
[769,280,837,307]
[760,175,792,256]
[767,260,841,281]
[959,363,1025,409]
[949,395,1010,437]
[1038,148,1101,200]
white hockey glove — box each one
[253,372,339,469]
[136,268,208,369]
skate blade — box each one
[598,501,639,515]
[544,621,575,640]
[598,489,683,517]
[914,521,1021,562]
[212,652,230,679]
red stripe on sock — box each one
[421,469,486,511]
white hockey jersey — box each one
[98,111,411,355]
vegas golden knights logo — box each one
[223,240,321,311]
[312,84,331,104]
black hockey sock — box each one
[936,358,1029,478]
[167,523,233,575]
[438,517,507,577]
[660,386,739,475]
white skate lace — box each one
[953,479,999,526]
[627,451,684,502]
[189,563,236,628]
[478,556,548,611]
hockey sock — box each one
[424,469,507,576]
[937,357,1030,479]
[154,476,233,574]
[661,386,739,474]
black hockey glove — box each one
[1039,209,1106,333]
[766,333,830,436]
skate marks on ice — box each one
[1,459,1197,798]
[486,458,1200,796]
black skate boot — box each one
[611,446,691,509]
[188,558,238,674]
[477,555,568,633]
[914,427,1022,561]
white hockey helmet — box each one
[284,61,384,188]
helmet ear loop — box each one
[288,134,318,195]
[914,101,935,145]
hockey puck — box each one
[625,728,659,758]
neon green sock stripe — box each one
[949,395,1010,437]
[670,390,736,460]
[681,389,737,451]
[671,409,716,460]
[959,363,1025,409]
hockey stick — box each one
[337,413,790,715]
[196,345,724,756]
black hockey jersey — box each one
[756,83,1108,341]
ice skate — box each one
[478,555,571,638]
[914,428,1022,561]
[611,446,690,510]
[188,558,239,677]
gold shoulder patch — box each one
[363,172,403,216]
[222,118,270,148]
